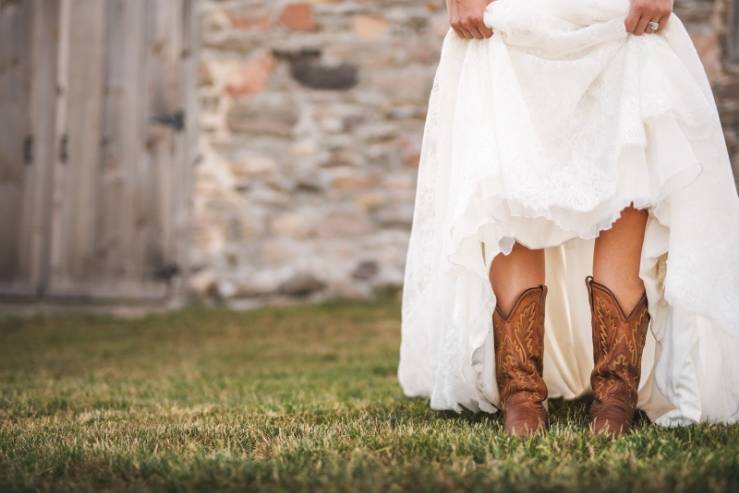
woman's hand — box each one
[625,0,673,35]
[447,0,494,40]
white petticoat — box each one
[398,0,739,425]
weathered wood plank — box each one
[177,0,199,295]
[0,0,34,294]
[99,0,170,299]
[47,0,107,294]
[30,0,62,296]
[138,0,184,289]
[98,0,146,284]
[46,0,71,297]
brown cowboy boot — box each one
[585,275,650,438]
[493,284,549,437]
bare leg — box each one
[592,204,649,312]
[589,203,651,438]
[490,241,548,436]
[489,241,546,315]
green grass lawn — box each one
[1,295,737,492]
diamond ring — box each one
[647,20,660,32]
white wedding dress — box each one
[398,0,739,425]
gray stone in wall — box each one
[227,95,299,137]
[290,59,359,91]
[352,260,380,281]
[279,272,326,297]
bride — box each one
[398,0,739,437]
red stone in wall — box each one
[227,13,273,31]
[279,3,318,32]
[225,54,275,97]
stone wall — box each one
[685,0,739,187]
[713,0,739,187]
[192,0,739,306]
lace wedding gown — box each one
[398,0,739,425]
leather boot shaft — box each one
[585,275,650,437]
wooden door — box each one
[0,0,196,304]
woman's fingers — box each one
[452,19,492,39]
[461,18,482,39]
[451,20,472,39]
[448,0,494,40]
[625,0,674,35]
[469,22,486,39]
[463,17,489,39]
[480,22,494,38]
[470,16,493,38]
[634,15,651,35]
[451,16,474,39]
[449,23,464,38]
[624,10,641,33]
[451,25,467,38]
[656,13,670,31]
[460,25,475,39]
